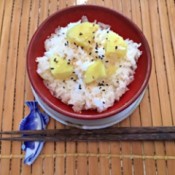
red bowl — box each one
[27,5,151,120]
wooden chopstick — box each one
[0,126,175,136]
[1,133,175,142]
[1,126,175,135]
[0,126,175,142]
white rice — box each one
[36,19,142,113]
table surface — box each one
[0,0,175,174]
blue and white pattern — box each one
[19,101,49,165]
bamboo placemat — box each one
[0,0,175,174]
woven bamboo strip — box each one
[0,2,7,163]
[157,1,175,174]
[0,0,5,46]
[0,1,23,175]
[140,0,158,174]
[148,0,172,174]
[0,0,12,173]
[158,0,175,123]
[166,0,175,64]
[129,0,145,174]
[10,0,31,175]
[0,0,13,140]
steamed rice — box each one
[36,18,142,113]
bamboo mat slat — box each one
[0,0,175,175]
[130,1,144,174]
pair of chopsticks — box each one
[0,126,175,142]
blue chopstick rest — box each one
[19,101,49,165]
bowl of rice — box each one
[27,5,151,129]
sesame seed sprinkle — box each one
[79,84,82,90]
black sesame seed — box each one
[81,46,84,49]
[98,83,104,86]
[88,40,91,44]
[79,32,83,36]
[105,60,109,63]
[103,101,105,104]
[63,86,65,89]
[73,71,75,73]
[119,65,122,67]
[71,77,74,80]
[67,62,70,65]
[79,84,82,90]
[91,59,94,62]
[95,50,98,53]
[89,52,92,55]
[50,67,54,70]
[63,80,65,83]
[102,89,105,92]
[107,31,109,33]
[106,84,109,86]
[73,79,76,82]
[115,46,118,50]
[117,80,119,83]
